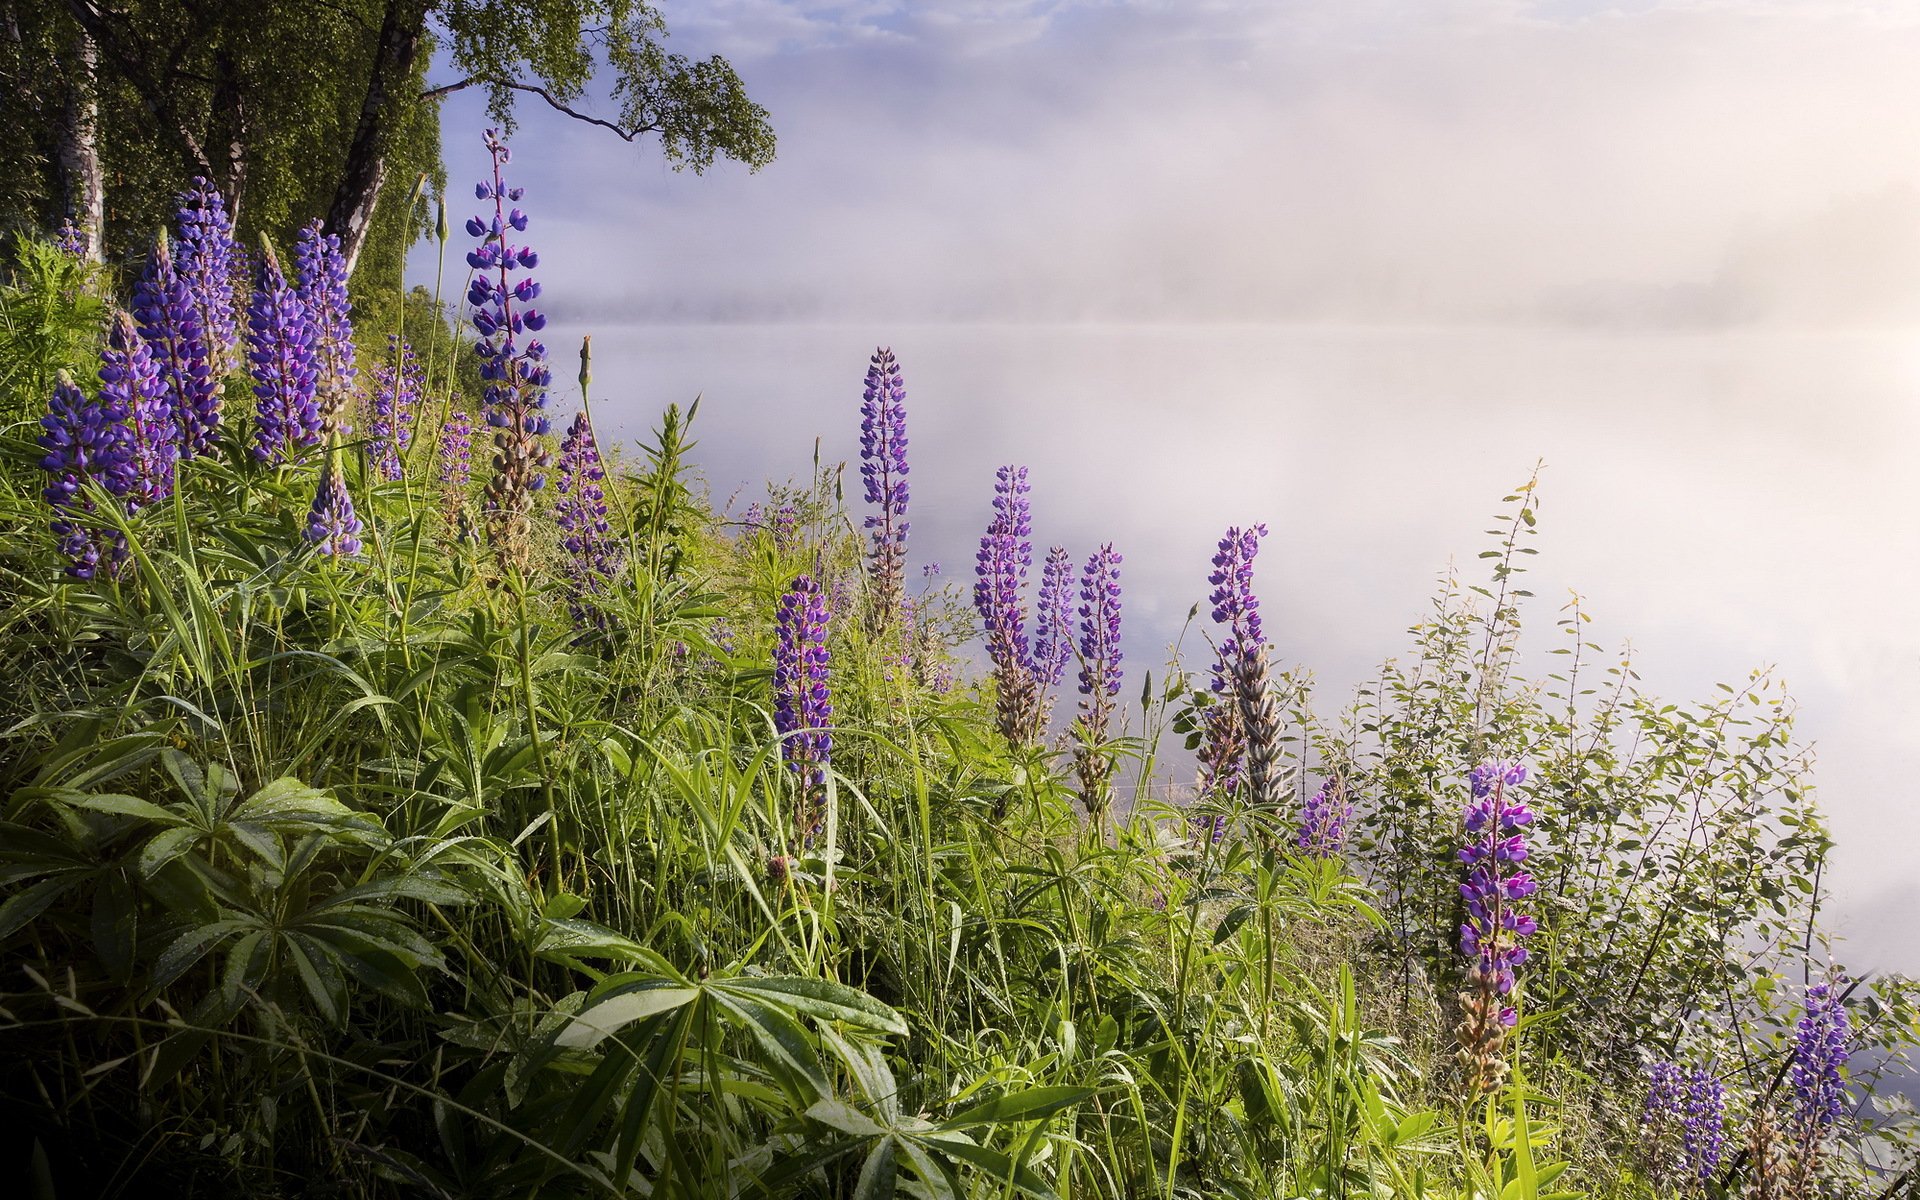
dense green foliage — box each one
[0,226,1915,1199]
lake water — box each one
[570,320,1920,976]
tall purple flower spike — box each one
[175,178,240,377]
[555,411,623,617]
[39,373,133,580]
[305,456,364,557]
[1073,544,1124,811]
[366,338,422,481]
[774,574,833,844]
[1456,760,1537,1093]
[247,244,323,465]
[133,233,220,457]
[468,128,553,568]
[974,465,1041,746]
[294,220,356,434]
[53,218,87,259]
[1297,778,1352,859]
[859,346,910,627]
[1033,545,1075,700]
[1791,979,1850,1147]
[1641,1061,1728,1186]
[1208,523,1283,815]
[101,312,177,509]
[439,407,474,489]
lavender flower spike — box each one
[1032,544,1074,721]
[439,407,474,490]
[305,455,364,557]
[174,178,240,377]
[1073,543,1124,813]
[54,218,87,259]
[468,128,554,569]
[39,373,133,579]
[555,410,623,617]
[366,337,422,481]
[974,465,1039,747]
[134,232,220,457]
[295,220,356,434]
[247,242,323,465]
[1641,1061,1727,1188]
[101,312,177,509]
[859,346,911,629]
[773,575,833,845]
[1455,759,1538,1094]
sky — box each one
[418,0,1920,974]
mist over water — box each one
[565,319,1920,976]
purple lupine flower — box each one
[773,503,798,552]
[1296,778,1353,858]
[468,128,553,566]
[174,178,239,377]
[1682,1068,1728,1183]
[1207,523,1283,814]
[294,220,356,433]
[247,245,323,464]
[439,407,474,489]
[974,465,1039,746]
[101,312,177,508]
[773,575,833,845]
[1032,545,1075,693]
[39,374,133,579]
[1189,809,1228,847]
[133,233,219,457]
[1790,980,1850,1141]
[1641,1062,1728,1186]
[1456,760,1538,1093]
[922,562,941,578]
[366,338,422,481]
[859,346,910,626]
[555,411,623,612]
[305,457,363,557]
[54,218,87,259]
[1073,544,1124,811]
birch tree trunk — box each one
[54,23,104,262]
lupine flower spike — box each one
[1456,760,1538,1095]
[1641,1061,1728,1191]
[1297,778,1353,859]
[1209,524,1283,817]
[1032,545,1074,725]
[366,337,422,481]
[101,312,177,508]
[468,127,553,570]
[773,575,833,845]
[54,218,88,259]
[175,178,240,377]
[295,220,356,434]
[39,372,133,579]
[1787,978,1850,1193]
[305,455,364,557]
[974,465,1040,747]
[247,241,323,465]
[555,411,623,620]
[1073,545,1124,814]
[859,346,911,630]
[133,232,219,457]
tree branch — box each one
[420,76,660,140]
[62,0,212,175]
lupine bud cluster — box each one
[1073,544,1124,812]
[39,374,132,579]
[467,128,553,568]
[859,346,910,629]
[247,245,323,465]
[1296,778,1352,858]
[175,179,240,377]
[305,457,363,557]
[366,338,422,481]
[1208,524,1284,815]
[102,312,176,508]
[133,233,219,457]
[1641,1061,1728,1189]
[295,220,356,433]
[1456,760,1538,1094]
[773,575,833,844]
[555,411,623,617]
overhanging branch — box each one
[420,76,660,141]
